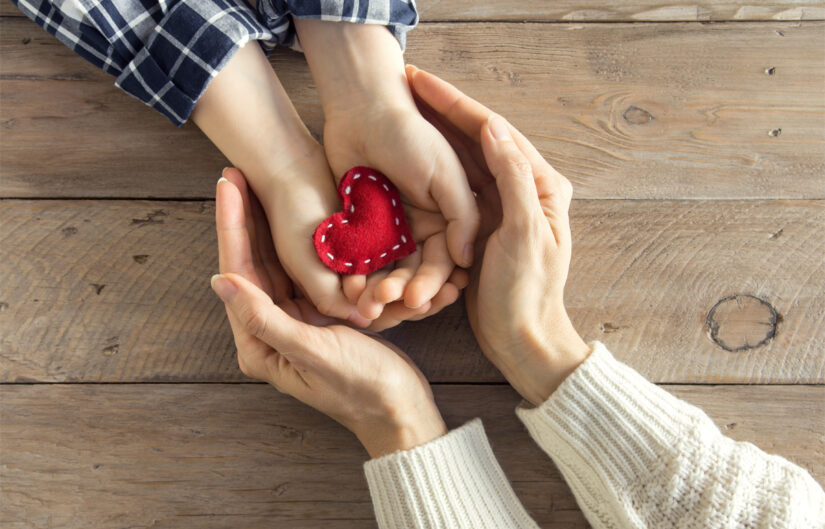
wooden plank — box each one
[416,0,825,21]
[2,19,823,199]
[4,1,824,21]
[1,384,822,528]
[1,199,823,384]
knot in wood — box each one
[623,106,654,125]
[706,294,778,352]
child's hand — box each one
[324,105,476,316]
[294,20,480,320]
[216,167,469,332]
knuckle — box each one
[505,156,533,178]
[239,302,269,340]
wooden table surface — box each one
[1,2,824,527]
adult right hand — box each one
[407,66,591,406]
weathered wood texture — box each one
[417,0,825,21]
[2,199,822,384]
[1,384,822,528]
[3,1,825,20]
[3,19,824,199]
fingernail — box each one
[463,243,474,267]
[488,115,511,141]
[221,167,230,178]
[211,274,237,303]
[217,176,229,185]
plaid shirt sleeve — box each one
[13,0,419,127]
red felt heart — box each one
[313,167,416,275]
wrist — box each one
[356,404,447,459]
[509,320,591,407]
[294,19,413,119]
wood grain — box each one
[416,0,825,21]
[1,383,821,528]
[1,199,822,384]
[4,1,824,21]
[2,19,823,199]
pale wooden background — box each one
[1,2,824,527]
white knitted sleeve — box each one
[516,341,825,529]
[363,419,540,528]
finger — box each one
[480,115,544,225]
[367,299,432,331]
[293,259,368,326]
[429,145,480,268]
[366,267,467,331]
[406,281,461,322]
[374,250,422,304]
[404,232,454,309]
[216,171,257,278]
[218,168,275,295]
[356,267,392,320]
[342,274,367,304]
[211,272,321,355]
[447,267,470,290]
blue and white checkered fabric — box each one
[14,0,419,126]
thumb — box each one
[211,272,315,354]
[480,114,543,224]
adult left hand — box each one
[211,168,450,457]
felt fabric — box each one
[313,167,416,275]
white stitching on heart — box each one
[321,170,413,270]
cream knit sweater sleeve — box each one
[516,341,825,529]
[364,341,825,529]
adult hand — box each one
[211,168,450,457]
[294,20,480,318]
[407,66,591,406]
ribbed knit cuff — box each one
[515,341,721,527]
[364,419,539,529]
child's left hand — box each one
[295,20,480,322]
